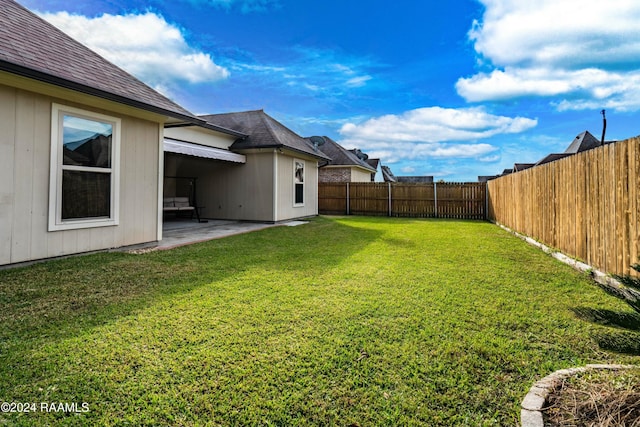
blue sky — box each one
[18,0,640,181]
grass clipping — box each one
[544,368,640,427]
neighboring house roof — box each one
[315,137,376,172]
[396,176,434,183]
[366,158,380,171]
[513,163,535,172]
[381,165,397,182]
[535,153,571,166]
[200,110,330,160]
[565,130,601,154]
[0,0,197,122]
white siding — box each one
[351,168,373,182]
[164,126,236,149]
[0,83,162,266]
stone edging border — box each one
[492,222,623,290]
[520,364,637,427]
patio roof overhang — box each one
[164,138,246,164]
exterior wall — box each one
[168,150,275,221]
[165,149,320,222]
[351,168,374,182]
[319,166,372,183]
[0,82,162,266]
[319,167,351,182]
[164,126,235,150]
[275,153,319,221]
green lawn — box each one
[0,216,638,426]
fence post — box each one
[484,182,489,220]
[388,182,392,217]
[433,182,438,218]
[346,182,350,215]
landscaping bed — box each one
[1,216,638,426]
[544,368,640,426]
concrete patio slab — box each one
[158,219,280,250]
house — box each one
[513,163,535,172]
[365,158,381,182]
[381,165,397,182]
[0,0,210,266]
[535,130,611,167]
[165,110,330,222]
[380,165,433,183]
[493,130,608,178]
[565,130,602,153]
[313,137,376,182]
[396,176,434,184]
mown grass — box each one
[0,216,638,426]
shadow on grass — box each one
[572,307,640,356]
[0,217,382,345]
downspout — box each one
[273,149,278,222]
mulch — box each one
[543,368,640,427]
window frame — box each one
[48,103,121,231]
[293,158,305,207]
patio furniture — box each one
[163,197,203,222]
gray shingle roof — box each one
[0,0,197,121]
[565,130,601,154]
[314,137,376,172]
[200,110,330,160]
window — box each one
[294,159,304,206]
[49,104,120,230]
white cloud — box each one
[340,107,536,143]
[229,47,376,96]
[400,166,416,174]
[338,106,536,163]
[345,75,373,88]
[39,11,229,91]
[459,0,640,111]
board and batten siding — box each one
[0,83,162,265]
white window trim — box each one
[48,103,121,231]
[293,158,305,207]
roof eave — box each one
[165,121,248,138]
[0,60,201,124]
[233,143,331,161]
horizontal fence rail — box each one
[487,136,640,277]
[319,182,486,220]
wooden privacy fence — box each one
[488,136,640,277]
[318,182,486,219]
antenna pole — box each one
[600,109,607,145]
